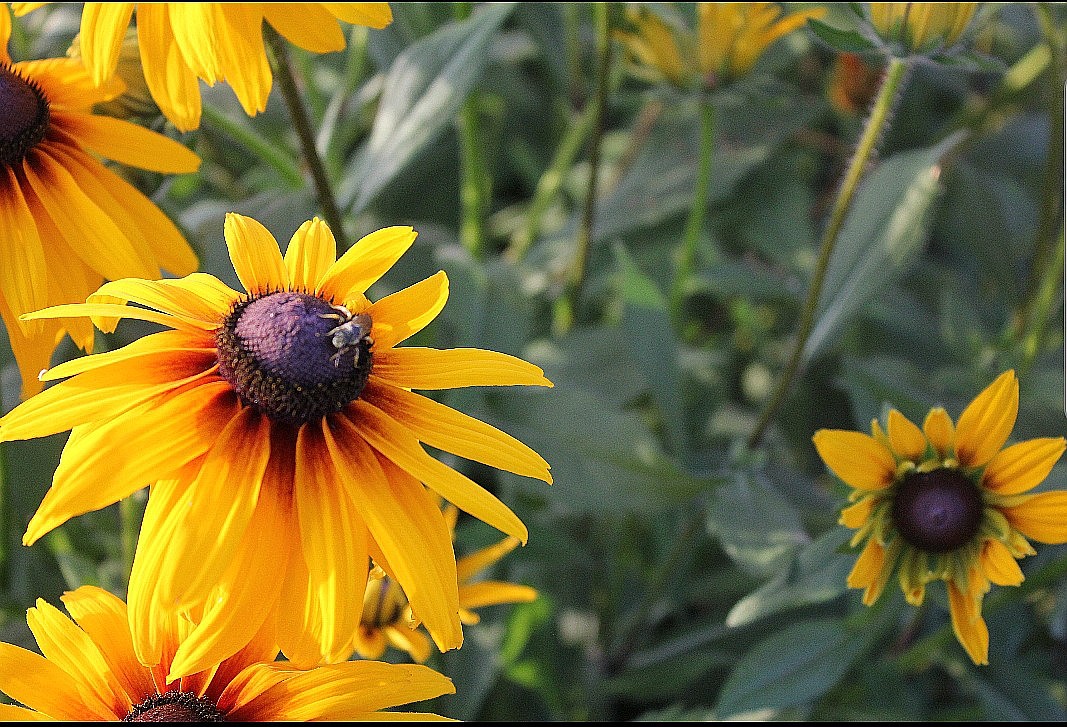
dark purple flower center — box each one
[216,291,374,425]
[891,468,983,553]
[124,691,225,722]
[0,62,49,167]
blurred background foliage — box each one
[1,1,1065,721]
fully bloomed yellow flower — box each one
[617,2,825,90]
[869,2,978,55]
[0,213,552,679]
[0,4,199,398]
[813,370,1067,665]
[355,505,538,662]
[0,585,455,721]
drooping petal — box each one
[980,539,1025,586]
[321,2,394,29]
[0,167,47,322]
[846,539,888,606]
[263,4,346,53]
[459,581,537,611]
[0,293,58,399]
[812,430,896,491]
[1001,492,1067,544]
[982,437,1066,496]
[212,4,272,117]
[78,3,135,86]
[136,2,202,132]
[225,212,289,294]
[947,581,989,665]
[362,379,551,482]
[285,218,337,292]
[317,226,417,301]
[839,497,876,529]
[53,112,201,173]
[886,409,926,461]
[166,3,222,84]
[457,536,520,583]
[955,370,1018,468]
[372,348,553,390]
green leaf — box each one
[714,616,875,719]
[726,527,852,627]
[341,3,515,214]
[807,19,880,53]
[615,244,688,457]
[803,132,967,362]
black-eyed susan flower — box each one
[0,585,455,721]
[0,213,552,679]
[813,370,1067,665]
[354,505,538,662]
[39,2,393,132]
[869,2,978,56]
[0,4,199,398]
[616,2,826,91]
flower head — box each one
[354,505,538,662]
[617,2,825,90]
[0,585,455,721]
[33,2,393,132]
[869,2,978,56]
[0,6,200,398]
[0,213,552,680]
[813,370,1067,665]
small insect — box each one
[320,305,374,367]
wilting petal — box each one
[947,581,989,665]
[980,539,1025,586]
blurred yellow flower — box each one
[813,370,1067,665]
[869,2,978,55]
[617,2,826,89]
[0,585,455,721]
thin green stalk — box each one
[266,28,349,253]
[1018,227,1065,369]
[747,56,911,449]
[201,104,303,188]
[554,2,613,336]
[507,102,597,262]
[670,97,715,322]
[454,2,492,258]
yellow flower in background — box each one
[355,505,538,662]
[0,585,455,721]
[869,2,978,55]
[23,2,393,132]
[0,4,199,399]
[617,2,826,90]
[0,213,552,680]
[813,370,1067,665]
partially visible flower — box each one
[31,3,393,131]
[869,2,978,56]
[68,28,156,120]
[354,505,538,662]
[0,585,455,721]
[0,213,551,679]
[616,2,826,90]
[0,5,199,398]
[827,52,883,116]
[813,370,1067,665]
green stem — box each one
[670,97,715,323]
[120,497,138,589]
[554,2,613,336]
[266,28,349,253]
[454,3,492,258]
[747,56,911,449]
[200,104,303,188]
[507,102,597,262]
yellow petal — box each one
[285,218,337,292]
[922,407,955,459]
[317,226,417,301]
[384,625,433,664]
[324,418,462,653]
[40,329,211,382]
[79,3,135,86]
[0,705,49,720]
[0,293,57,399]
[372,347,553,390]
[459,581,537,611]
[0,167,47,323]
[212,4,272,117]
[457,536,521,583]
[839,497,876,529]
[167,2,222,84]
[846,540,885,598]
[980,539,1025,587]
[1002,492,1067,544]
[887,409,926,461]
[88,276,230,329]
[263,3,346,53]
[54,112,201,173]
[137,3,202,132]
[365,271,448,350]
[350,399,529,544]
[982,437,1066,496]
[812,430,896,491]
[955,370,1019,468]
[946,581,989,665]
[321,2,393,29]
[225,212,289,295]
[0,642,109,720]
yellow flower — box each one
[869,2,978,55]
[813,370,1067,665]
[0,585,455,721]
[0,5,200,399]
[26,2,392,132]
[354,505,538,662]
[617,2,825,89]
[0,213,552,680]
